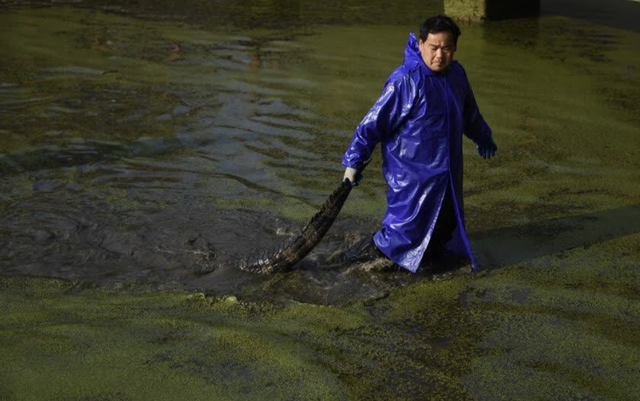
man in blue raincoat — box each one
[342,15,497,273]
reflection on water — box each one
[541,0,640,33]
[2,0,442,30]
[1,0,639,304]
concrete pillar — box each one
[444,0,540,21]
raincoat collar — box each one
[405,32,454,76]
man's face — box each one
[419,31,456,73]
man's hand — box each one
[477,138,497,159]
[343,167,361,186]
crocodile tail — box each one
[237,180,353,274]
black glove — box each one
[477,138,497,159]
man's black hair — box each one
[419,15,461,43]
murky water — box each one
[2,1,640,399]
[1,0,639,305]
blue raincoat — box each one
[342,33,493,272]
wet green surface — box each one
[2,0,640,399]
[2,231,640,400]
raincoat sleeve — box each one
[460,67,493,146]
[342,74,415,169]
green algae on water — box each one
[2,2,640,400]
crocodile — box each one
[193,163,370,275]
[237,159,375,274]
[235,178,355,274]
